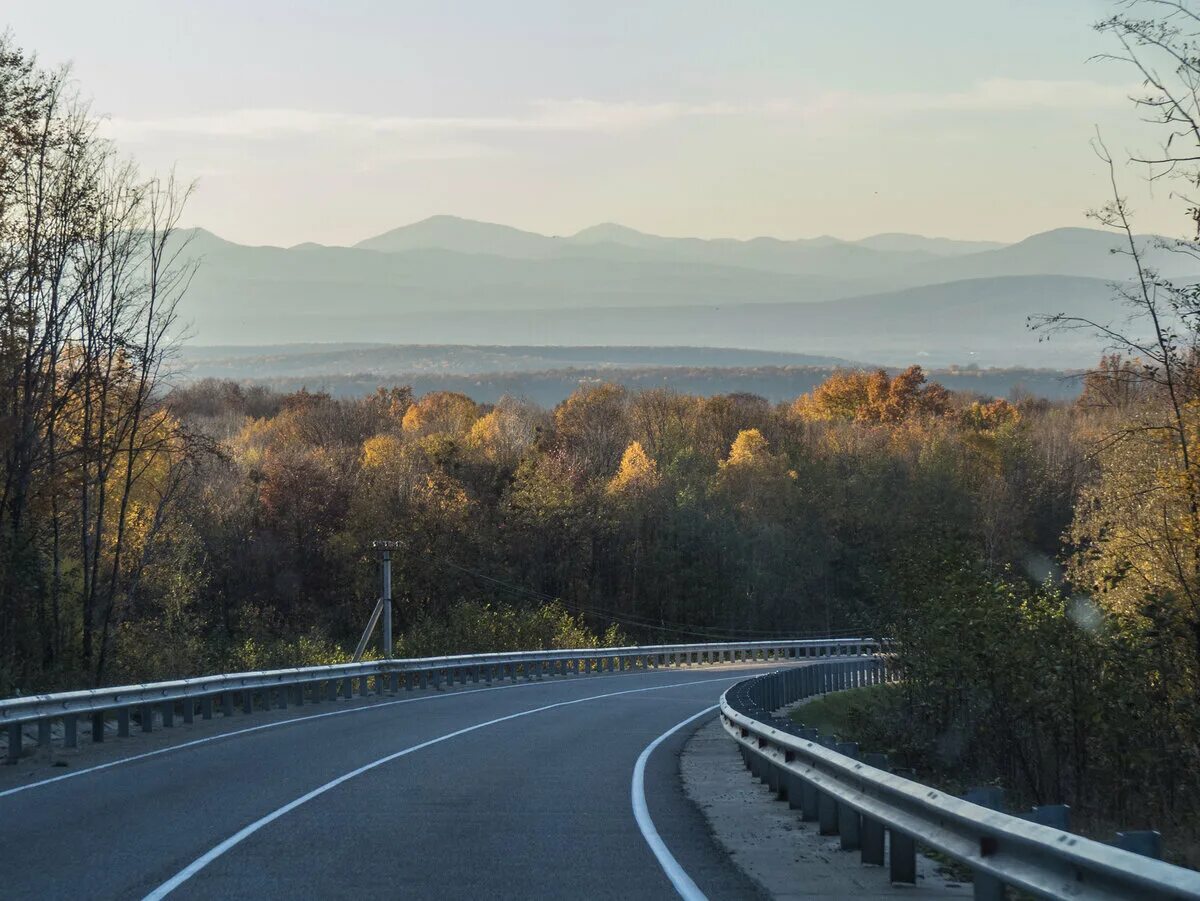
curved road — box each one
[0,664,781,899]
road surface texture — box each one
[1,663,779,900]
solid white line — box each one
[1,680,524,800]
[141,676,739,901]
[1,665,762,801]
[631,706,716,901]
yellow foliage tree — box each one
[715,429,795,515]
[724,428,773,466]
[792,366,950,424]
[467,397,544,466]
[959,398,1021,433]
[401,391,479,436]
[361,433,405,470]
[607,441,661,495]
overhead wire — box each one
[434,556,862,642]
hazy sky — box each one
[3,0,1186,246]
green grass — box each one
[790,684,979,885]
[787,685,886,741]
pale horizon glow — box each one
[3,0,1185,247]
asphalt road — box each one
[0,664,778,900]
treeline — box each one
[195,364,1083,407]
[851,353,1200,855]
[6,343,1079,692]
[59,363,1070,694]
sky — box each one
[2,0,1187,247]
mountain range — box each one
[171,215,1200,368]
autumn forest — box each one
[5,7,1200,858]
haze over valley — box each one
[171,216,1187,392]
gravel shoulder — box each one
[680,716,973,900]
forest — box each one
[2,4,1200,854]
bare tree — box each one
[0,35,202,689]
[1034,1,1200,670]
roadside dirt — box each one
[680,716,972,900]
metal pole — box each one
[382,548,393,658]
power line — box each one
[434,557,859,642]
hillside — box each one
[238,366,1078,406]
[165,217,1190,367]
[174,344,855,379]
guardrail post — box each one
[1027,805,1069,830]
[963,786,1007,899]
[890,830,917,884]
[1116,831,1162,859]
[818,790,838,835]
[222,692,235,716]
[785,768,804,810]
[6,722,21,760]
[91,712,105,742]
[201,696,214,720]
[162,701,175,728]
[834,742,861,849]
[63,714,78,748]
[182,699,195,724]
[766,752,783,796]
[242,690,254,714]
[748,747,763,780]
[341,676,353,700]
[140,704,154,732]
[860,753,889,865]
[39,717,53,746]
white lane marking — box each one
[631,706,716,901]
[142,676,739,901]
[1,681,521,799]
[2,664,763,800]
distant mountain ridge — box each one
[350,214,1006,272]
[166,216,1200,368]
[177,343,857,380]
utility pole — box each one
[350,542,403,662]
[373,540,401,658]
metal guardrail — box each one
[1,637,880,760]
[721,663,1200,901]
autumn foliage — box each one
[791,365,951,423]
